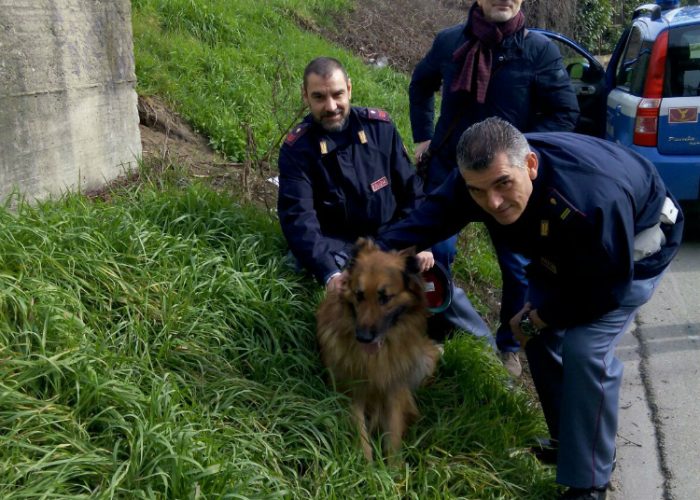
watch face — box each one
[520,316,539,337]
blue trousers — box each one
[525,273,664,489]
[432,232,527,352]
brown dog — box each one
[316,238,440,463]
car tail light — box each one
[634,98,662,146]
[634,31,669,147]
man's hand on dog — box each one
[416,250,434,272]
[326,272,347,293]
[414,140,431,162]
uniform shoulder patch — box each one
[546,188,585,221]
[284,123,311,146]
[365,108,392,123]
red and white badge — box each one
[370,176,389,192]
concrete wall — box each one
[0,0,141,201]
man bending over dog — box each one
[378,116,683,500]
[277,56,496,349]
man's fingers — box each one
[414,140,431,161]
[326,274,345,293]
[415,251,435,272]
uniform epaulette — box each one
[365,108,392,123]
[284,123,311,146]
[547,188,586,222]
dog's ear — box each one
[354,237,377,252]
[403,254,421,276]
[346,242,361,272]
[347,238,378,270]
[402,254,426,299]
[347,238,370,272]
[398,246,417,257]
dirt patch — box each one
[134,95,278,211]
[138,95,240,182]
[321,0,469,74]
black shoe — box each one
[559,486,608,500]
[530,437,558,465]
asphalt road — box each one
[610,240,700,500]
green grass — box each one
[132,0,412,163]
[0,171,557,498]
[454,223,503,325]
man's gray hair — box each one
[303,57,348,89]
[456,117,531,172]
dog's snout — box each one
[355,327,376,344]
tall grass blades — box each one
[0,180,557,498]
[0,184,313,497]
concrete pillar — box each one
[0,0,141,201]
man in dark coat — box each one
[409,0,581,376]
[379,117,683,500]
[277,57,496,346]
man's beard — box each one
[316,110,349,132]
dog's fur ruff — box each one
[316,238,440,462]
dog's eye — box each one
[377,290,392,305]
[355,290,365,302]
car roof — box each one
[635,6,700,37]
[663,6,700,28]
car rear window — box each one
[665,25,700,97]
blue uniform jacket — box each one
[410,21,580,190]
[378,133,683,328]
[278,106,424,284]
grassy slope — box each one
[0,1,558,497]
[132,0,411,162]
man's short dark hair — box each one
[456,117,530,172]
[303,57,348,89]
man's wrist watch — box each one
[519,314,540,337]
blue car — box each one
[536,0,700,202]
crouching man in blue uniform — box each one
[378,117,683,500]
[277,56,496,348]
